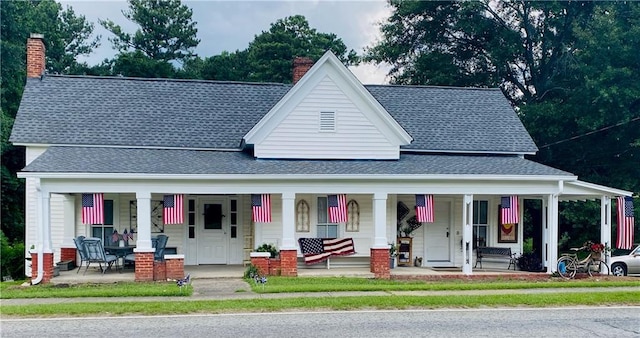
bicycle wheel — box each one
[587,259,610,277]
[557,256,577,279]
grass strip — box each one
[247,276,640,293]
[0,281,193,299]
[2,291,638,317]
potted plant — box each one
[256,243,279,258]
[389,242,397,269]
[516,238,542,272]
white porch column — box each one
[541,197,549,269]
[281,192,296,250]
[61,194,76,248]
[462,194,473,275]
[42,192,52,253]
[373,192,388,248]
[547,194,559,273]
[601,196,612,265]
[135,192,153,250]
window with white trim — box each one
[92,199,114,245]
[472,200,488,248]
[317,197,338,238]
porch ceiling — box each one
[22,146,573,178]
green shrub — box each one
[1,231,25,281]
[256,243,278,258]
[244,264,260,279]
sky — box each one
[58,0,393,84]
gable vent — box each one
[319,111,336,132]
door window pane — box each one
[204,204,222,230]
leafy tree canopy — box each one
[100,0,199,64]
[194,15,358,83]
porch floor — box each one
[49,261,540,284]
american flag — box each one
[616,196,635,250]
[298,237,356,265]
[500,196,519,224]
[415,194,434,223]
[252,194,271,223]
[328,194,347,223]
[82,193,104,224]
[163,194,184,224]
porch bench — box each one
[474,246,517,270]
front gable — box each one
[244,51,412,160]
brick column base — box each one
[154,260,166,281]
[30,252,54,284]
[370,248,391,279]
[279,250,298,277]
[165,257,185,280]
[250,256,270,276]
[60,247,76,262]
[134,252,154,281]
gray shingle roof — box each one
[23,147,571,176]
[10,75,538,153]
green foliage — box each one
[100,0,199,64]
[0,231,25,281]
[1,0,97,245]
[193,15,357,83]
[243,264,260,279]
[523,238,534,255]
[388,242,397,257]
[255,243,278,258]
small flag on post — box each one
[82,193,104,224]
[252,194,272,223]
[500,196,519,224]
[328,194,347,223]
[163,194,184,224]
[415,194,435,223]
[617,196,635,250]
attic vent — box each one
[319,111,336,132]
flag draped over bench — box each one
[298,238,356,265]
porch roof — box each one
[22,146,571,177]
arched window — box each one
[346,199,360,232]
[296,199,310,232]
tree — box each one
[245,15,358,83]
[367,1,595,105]
[195,15,357,83]
[100,0,199,64]
[1,0,98,244]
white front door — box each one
[197,198,228,264]
[424,200,452,264]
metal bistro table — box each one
[104,245,136,270]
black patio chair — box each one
[73,235,89,274]
[82,237,117,275]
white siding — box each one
[24,146,48,275]
[255,76,399,159]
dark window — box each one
[204,203,222,230]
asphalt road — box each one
[2,306,638,337]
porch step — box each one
[297,256,370,269]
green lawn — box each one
[2,276,638,317]
[248,276,640,293]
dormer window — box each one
[319,111,336,132]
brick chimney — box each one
[27,33,46,78]
[292,56,314,84]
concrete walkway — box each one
[2,278,639,306]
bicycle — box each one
[556,247,610,279]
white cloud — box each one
[58,0,392,84]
